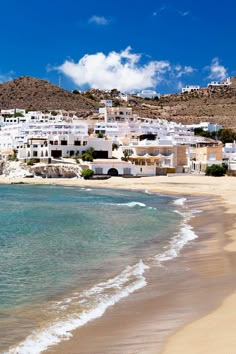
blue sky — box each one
[0,0,235,93]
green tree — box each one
[217,129,236,144]
[81,147,96,162]
[112,143,119,151]
[84,91,95,100]
[14,112,24,117]
[112,99,120,107]
[194,128,236,144]
[193,128,212,138]
[97,132,104,138]
[8,149,18,161]
[50,111,58,116]
[205,164,226,177]
[80,169,94,179]
[110,88,120,96]
[26,158,39,165]
[121,149,130,162]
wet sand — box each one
[1,175,236,353]
[44,196,236,354]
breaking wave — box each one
[8,261,149,354]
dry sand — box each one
[1,175,236,354]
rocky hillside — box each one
[78,79,236,129]
[0,76,98,116]
[130,77,236,128]
[0,76,236,128]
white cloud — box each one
[56,47,172,92]
[88,15,110,25]
[178,10,190,17]
[55,48,197,92]
[0,70,14,83]
[207,58,227,81]
[174,65,195,78]
[153,5,190,17]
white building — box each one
[86,160,136,176]
[21,122,88,137]
[94,120,142,141]
[228,160,236,171]
[94,122,119,137]
[104,107,134,123]
[1,108,26,116]
[0,124,25,151]
[182,85,200,93]
[207,77,231,87]
[100,99,113,107]
[18,135,112,161]
[185,122,223,133]
[0,122,89,152]
[223,142,236,160]
[0,110,65,126]
[119,94,129,102]
[115,138,188,176]
[137,90,160,99]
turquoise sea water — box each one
[0,185,191,353]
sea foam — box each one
[8,260,149,354]
[173,197,187,206]
[155,197,198,263]
[116,201,146,208]
[155,223,197,263]
[144,189,153,195]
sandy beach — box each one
[1,175,236,354]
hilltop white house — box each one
[182,85,200,93]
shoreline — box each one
[2,175,236,353]
[45,193,236,354]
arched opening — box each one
[107,168,119,176]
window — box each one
[74,141,81,146]
[61,140,67,145]
[208,153,216,161]
[83,141,87,146]
[123,168,131,175]
[125,149,134,156]
[33,151,38,157]
[95,167,103,174]
[164,159,170,166]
